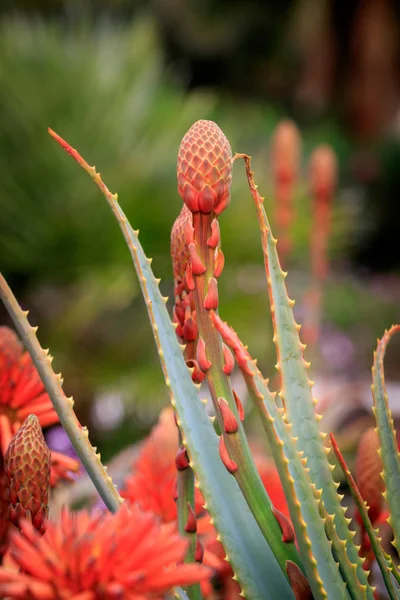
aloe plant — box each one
[0,120,399,600]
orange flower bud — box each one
[4,414,51,534]
[177,120,232,215]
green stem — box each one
[177,427,202,600]
[191,212,301,576]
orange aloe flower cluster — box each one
[0,326,78,486]
[0,503,210,599]
[0,326,79,555]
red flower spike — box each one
[207,219,220,248]
[286,561,313,599]
[0,504,210,599]
[185,502,197,534]
[309,145,337,203]
[204,277,219,311]
[271,120,301,183]
[186,359,206,384]
[272,506,295,543]
[188,243,207,275]
[222,343,235,375]
[4,414,50,534]
[177,120,232,216]
[219,436,238,474]
[195,538,204,562]
[233,389,245,422]
[213,247,225,278]
[175,445,190,471]
[196,337,212,372]
[218,398,239,434]
[185,262,195,291]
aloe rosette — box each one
[0,119,398,600]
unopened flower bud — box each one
[5,414,51,534]
[177,120,232,215]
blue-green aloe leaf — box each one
[372,325,400,556]
[49,129,295,600]
[237,153,373,596]
[211,311,370,600]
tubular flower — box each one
[4,414,50,534]
[177,120,232,215]
[122,407,205,523]
[0,503,210,599]
[0,327,79,485]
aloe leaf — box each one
[49,129,295,600]
[0,273,123,513]
[372,325,400,555]
[236,153,372,595]
[211,312,372,600]
[174,588,190,600]
[331,433,400,600]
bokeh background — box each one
[0,0,399,465]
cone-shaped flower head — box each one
[4,414,50,534]
[0,503,210,599]
[177,120,232,215]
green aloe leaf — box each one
[211,312,371,600]
[49,129,295,600]
[237,153,373,596]
[331,432,400,600]
[372,325,400,556]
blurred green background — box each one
[0,0,399,460]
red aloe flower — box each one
[122,409,290,599]
[122,408,205,523]
[0,327,79,484]
[0,504,209,599]
[0,327,59,455]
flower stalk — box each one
[176,121,302,576]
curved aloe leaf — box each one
[237,153,372,596]
[372,325,400,555]
[331,433,400,600]
[49,129,295,600]
[0,273,123,513]
[211,312,371,600]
